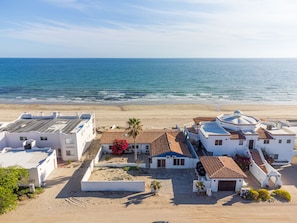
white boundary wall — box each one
[81,148,145,192]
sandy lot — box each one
[2,103,297,222]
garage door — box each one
[218,180,236,191]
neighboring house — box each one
[100,129,198,169]
[196,110,296,163]
[0,146,57,187]
[0,112,96,161]
[188,110,297,188]
[198,156,247,192]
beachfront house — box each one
[100,129,198,169]
[0,112,96,161]
[0,146,57,187]
[189,110,297,187]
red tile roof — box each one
[193,117,216,125]
[257,127,274,139]
[100,130,192,157]
[200,156,247,179]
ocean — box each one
[0,58,297,105]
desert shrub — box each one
[123,166,130,171]
[104,155,111,161]
[257,189,271,201]
[34,187,45,195]
[247,188,259,200]
[271,189,291,202]
[123,166,139,171]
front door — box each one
[157,159,166,168]
[248,140,254,150]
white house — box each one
[190,110,297,188]
[197,110,296,163]
[100,129,198,169]
[0,146,57,187]
[0,112,96,161]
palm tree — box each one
[150,180,162,195]
[126,118,143,162]
[195,181,205,195]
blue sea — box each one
[0,58,297,105]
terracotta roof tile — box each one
[100,130,192,157]
[227,130,246,140]
[193,117,216,125]
[257,127,274,139]
[200,156,247,179]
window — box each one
[20,136,27,141]
[132,145,139,149]
[279,139,282,144]
[239,140,243,145]
[66,150,75,156]
[215,140,222,146]
[40,136,48,141]
[65,138,74,144]
[264,140,269,144]
[173,158,185,166]
[287,139,291,144]
[273,154,279,160]
[109,145,112,150]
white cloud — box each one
[2,0,297,57]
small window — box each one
[132,145,139,149]
[264,140,269,144]
[273,154,279,160]
[65,138,74,144]
[40,136,48,141]
[20,136,27,141]
[109,145,112,150]
[215,140,222,146]
[173,158,185,166]
[287,139,291,143]
[278,139,282,144]
[239,140,243,145]
[66,150,74,156]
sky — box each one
[0,0,297,58]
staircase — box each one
[250,149,267,173]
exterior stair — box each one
[250,149,267,173]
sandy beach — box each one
[2,103,297,223]
[1,103,297,129]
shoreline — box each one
[1,103,297,129]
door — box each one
[157,159,166,168]
[218,180,236,191]
[248,140,254,150]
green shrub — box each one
[271,189,291,202]
[247,188,259,200]
[104,155,111,161]
[123,166,130,171]
[34,187,44,195]
[257,189,271,201]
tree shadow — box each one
[123,192,154,207]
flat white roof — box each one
[0,147,53,169]
[0,112,92,134]
[200,122,229,137]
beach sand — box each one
[1,103,297,223]
[1,103,297,129]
